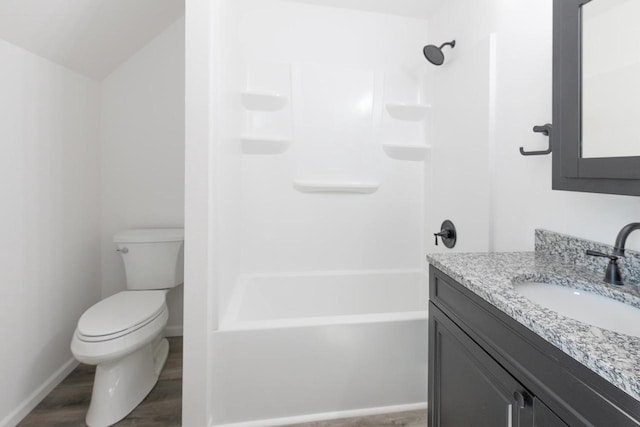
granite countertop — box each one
[427,233,640,402]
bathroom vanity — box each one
[427,230,640,426]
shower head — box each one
[423,40,456,66]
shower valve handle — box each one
[433,220,457,249]
[433,230,451,246]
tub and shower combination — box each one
[212,270,428,426]
[208,0,435,424]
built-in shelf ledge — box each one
[383,143,431,161]
[293,180,379,194]
[241,136,290,155]
[385,103,431,121]
[241,91,288,111]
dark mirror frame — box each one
[552,0,640,196]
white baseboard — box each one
[165,325,183,337]
[211,402,427,427]
[0,358,79,427]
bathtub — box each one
[211,270,428,427]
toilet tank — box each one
[114,228,184,290]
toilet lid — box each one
[78,291,166,338]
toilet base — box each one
[86,337,169,427]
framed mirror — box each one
[552,0,640,196]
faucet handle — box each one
[433,230,451,245]
[433,220,457,248]
[586,250,624,286]
[586,249,618,261]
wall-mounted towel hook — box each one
[520,123,552,156]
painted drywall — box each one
[0,39,101,426]
[183,0,217,424]
[423,0,501,256]
[100,17,185,334]
[0,0,184,80]
[427,0,640,254]
[423,0,495,256]
[491,0,640,252]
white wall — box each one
[424,0,495,255]
[0,39,101,426]
[183,0,217,424]
[427,0,640,254]
[0,12,184,426]
[492,0,640,252]
[100,17,185,333]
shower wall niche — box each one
[240,61,431,173]
[241,62,293,155]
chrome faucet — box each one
[613,223,640,256]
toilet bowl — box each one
[71,228,183,427]
[71,290,170,426]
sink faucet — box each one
[613,223,640,256]
[586,223,640,286]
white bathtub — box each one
[211,270,428,427]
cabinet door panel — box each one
[533,399,567,427]
[429,304,528,427]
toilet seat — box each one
[72,290,169,365]
[76,291,167,342]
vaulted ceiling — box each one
[0,0,184,80]
[0,0,439,81]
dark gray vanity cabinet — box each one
[430,305,566,427]
[428,266,640,427]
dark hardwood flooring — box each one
[18,336,425,427]
[19,337,182,427]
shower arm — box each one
[439,41,456,50]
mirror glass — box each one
[582,0,640,158]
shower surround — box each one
[208,0,432,425]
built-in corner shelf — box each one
[293,180,379,194]
[382,143,431,161]
[241,136,290,155]
[385,103,431,121]
[241,91,288,112]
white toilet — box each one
[71,228,184,427]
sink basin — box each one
[514,282,640,338]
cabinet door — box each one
[533,398,567,427]
[429,304,534,427]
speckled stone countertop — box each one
[426,229,640,401]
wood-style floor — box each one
[19,337,182,427]
[283,411,426,427]
[18,336,426,427]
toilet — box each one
[71,228,184,427]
